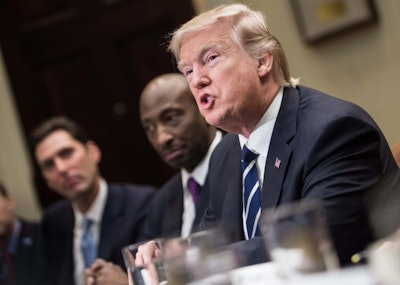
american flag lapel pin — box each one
[274,157,281,168]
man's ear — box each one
[86,141,102,163]
[258,52,273,77]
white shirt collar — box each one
[181,130,223,238]
[239,86,283,155]
[73,178,108,226]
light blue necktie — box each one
[81,218,96,268]
[241,144,262,239]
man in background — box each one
[85,73,222,285]
[0,180,46,285]
[139,72,222,239]
[30,116,155,285]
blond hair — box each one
[168,3,298,86]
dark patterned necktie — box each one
[241,144,262,239]
[187,177,200,206]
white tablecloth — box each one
[189,262,380,285]
[229,262,380,285]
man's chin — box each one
[205,113,224,129]
[164,151,187,166]
[166,161,181,169]
[62,187,84,200]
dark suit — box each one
[1,219,46,285]
[202,85,400,265]
[144,173,210,239]
[42,183,155,285]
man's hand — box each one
[132,241,164,284]
[84,258,128,285]
[134,240,162,266]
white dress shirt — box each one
[181,130,223,238]
[238,88,283,233]
[238,87,283,189]
[73,179,108,285]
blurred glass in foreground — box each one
[260,199,339,279]
[123,228,244,285]
[368,229,400,285]
[122,238,168,285]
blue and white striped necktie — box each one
[241,144,262,239]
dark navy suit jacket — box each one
[144,173,210,240]
[2,219,47,285]
[201,85,400,265]
[42,183,155,285]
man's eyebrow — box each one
[177,61,188,72]
[177,43,217,71]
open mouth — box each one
[201,94,211,104]
[200,94,214,109]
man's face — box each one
[140,87,212,171]
[0,194,14,241]
[35,130,100,201]
[178,25,265,134]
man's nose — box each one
[156,125,174,147]
[54,158,69,173]
[191,68,211,90]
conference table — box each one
[189,261,381,285]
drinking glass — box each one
[260,199,339,279]
[123,229,242,285]
[368,230,400,285]
[122,238,168,285]
[184,228,243,285]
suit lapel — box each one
[193,175,210,228]
[16,221,30,268]
[261,87,298,209]
[221,137,244,240]
[163,180,184,235]
[61,208,75,285]
[262,136,292,208]
[16,221,34,281]
[98,185,121,259]
[221,171,243,239]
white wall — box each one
[195,0,400,146]
[0,47,42,220]
[1,0,399,219]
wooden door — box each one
[0,0,195,208]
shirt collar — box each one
[73,178,108,226]
[239,86,283,156]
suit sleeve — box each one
[301,115,382,264]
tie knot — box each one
[82,218,92,231]
[187,177,200,205]
[242,144,258,163]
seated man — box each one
[0,180,46,285]
[166,3,400,266]
[139,73,222,239]
[30,116,155,285]
[85,73,222,285]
